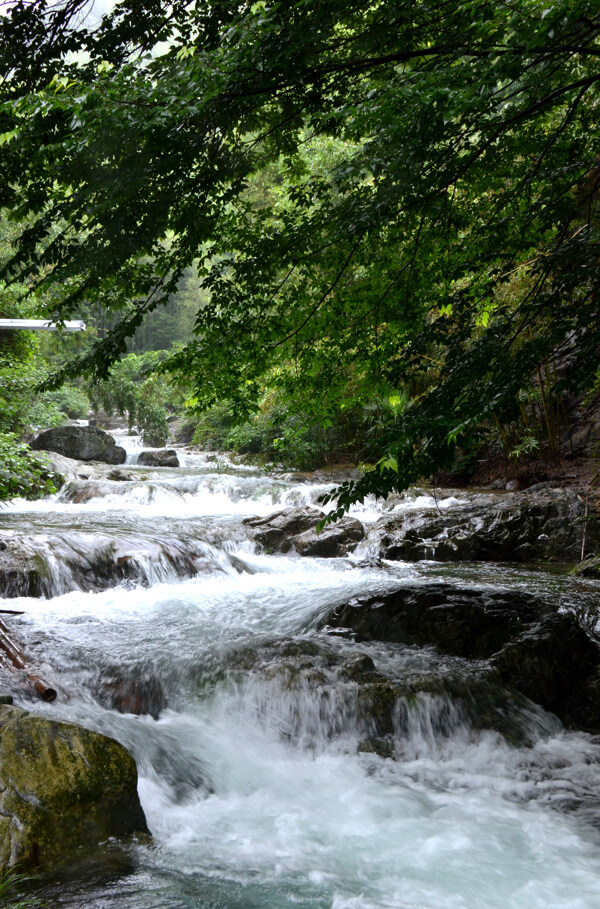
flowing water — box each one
[2,439,600,909]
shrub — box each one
[0,435,61,502]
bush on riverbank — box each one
[0,436,60,503]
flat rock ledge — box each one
[373,487,594,563]
[0,705,148,873]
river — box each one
[2,437,600,908]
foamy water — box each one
[2,445,600,908]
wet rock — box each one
[323,582,540,658]
[0,529,229,599]
[107,469,134,482]
[375,488,592,563]
[279,472,313,484]
[566,667,600,732]
[137,449,179,468]
[492,614,600,724]
[30,426,126,465]
[293,517,365,557]
[0,535,43,597]
[211,637,551,750]
[97,670,167,719]
[243,508,324,551]
[322,581,600,730]
[572,555,600,579]
[243,507,364,556]
[0,705,148,873]
[339,653,377,681]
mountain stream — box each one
[2,438,600,909]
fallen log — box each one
[0,618,57,702]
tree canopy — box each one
[1,0,599,511]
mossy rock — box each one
[0,706,148,873]
[571,554,600,579]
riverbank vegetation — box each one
[1,0,600,506]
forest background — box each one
[0,0,599,510]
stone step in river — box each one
[1,439,600,908]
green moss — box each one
[0,709,148,875]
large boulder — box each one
[0,706,148,873]
[137,449,179,468]
[243,507,364,556]
[321,581,600,729]
[323,582,542,658]
[243,507,322,551]
[30,426,126,465]
[374,488,592,563]
[492,615,600,725]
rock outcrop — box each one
[322,580,600,730]
[374,488,591,562]
[0,705,148,873]
[30,426,126,465]
[137,449,180,468]
[0,528,237,599]
[243,507,364,557]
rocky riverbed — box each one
[1,434,600,906]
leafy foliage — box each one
[1,0,600,508]
[87,352,173,446]
[0,434,60,502]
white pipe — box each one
[0,319,86,332]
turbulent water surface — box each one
[2,438,600,909]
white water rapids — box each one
[2,441,600,908]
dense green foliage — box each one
[1,0,600,508]
[87,351,175,447]
[0,434,60,502]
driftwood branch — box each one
[0,617,57,702]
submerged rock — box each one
[97,669,167,718]
[204,637,556,754]
[30,426,126,465]
[243,507,364,557]
[0,705,148,873]
[322,581,600,730]
[137,449,179,468]
[107,468,134,482]
[375,488,592,563]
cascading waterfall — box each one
[2,445,600,908]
